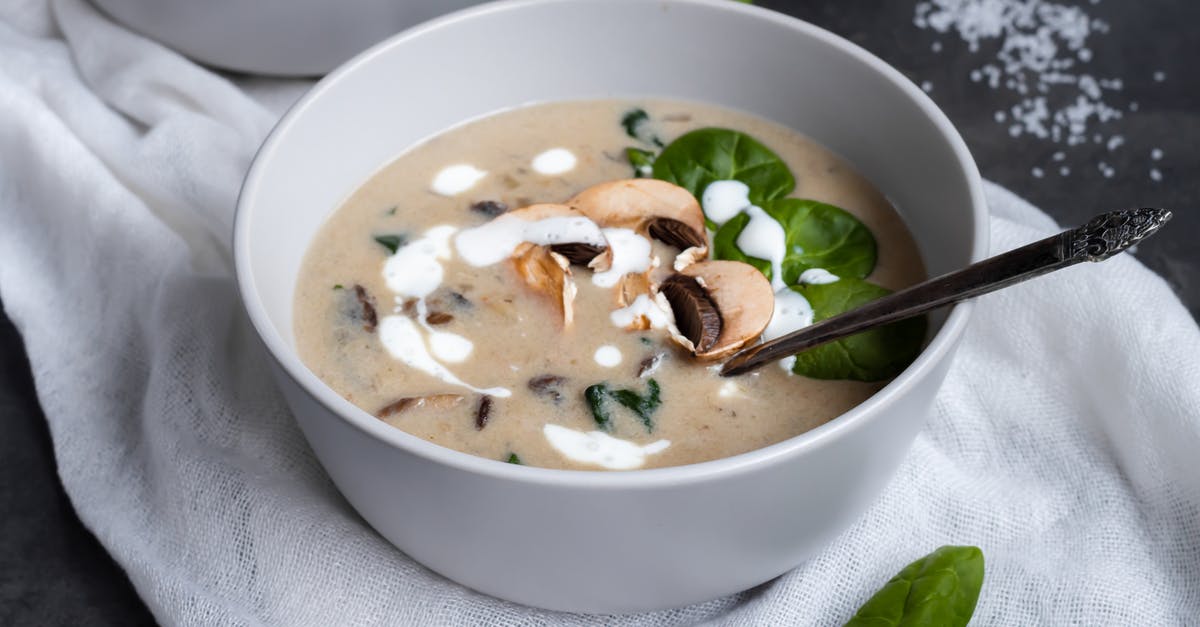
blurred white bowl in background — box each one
[91,0,486,75]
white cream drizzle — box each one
[736,204,787,291]
[593,345,622,367]
[542,424,670,470]
[531,148,577,175]
[764,288,816,374]
[610,294,672,329]
[591,228,652,288]
[701,180,752,226]
[377,316,510,397]
[431,164,487,196]
[454,215,607,267]
[382,225,457,298]
[377,225,506,394]
[717,380,744,399]
[799,268,839,284]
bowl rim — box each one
[234,0,989,489]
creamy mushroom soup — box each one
[295,100,927,470]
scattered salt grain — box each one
[913,0,1165,181]
[1031,167,1044,178]
[1059,166,1071,176]
[1151,148,1163,161]
[921,81,934,93]
[1150,168,1162,182]
[1052,151,1065,161]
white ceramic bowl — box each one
[235,0,987,613]
[91,0,487,75]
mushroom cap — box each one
[662,260,774,360]
[569,179,708,252]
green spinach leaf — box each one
[584,379,662,432]
[621,108,663,147]
[373,234,407,255]
[506,453,522,465]
[763,198,877,282]
[845,545,984,627]
[610,378,661,430]
[651,128,794,212]
[585,384,613,431]
[626,147,657,178]
[790,279,926,382]
[712,212,772,277]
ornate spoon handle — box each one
[720,208,1172,377]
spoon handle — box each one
[720,207,1172,377]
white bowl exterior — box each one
[273,353,955,612]
[92,0,487,76]
[236,0,986,613]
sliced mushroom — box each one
[505,203,612,270]
[527,374,567,402]
[550,242,607,266]
[617,272,652,308]
[377,394,465,419]
[569,179,708,253]
[672,245,708,271]
[352,284,378,332]
[660,274,723,353]
[658,260,774,360]
[512,242,577,327]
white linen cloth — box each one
[2,1,1197,624]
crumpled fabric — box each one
[1,1,1197,624]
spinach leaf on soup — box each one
[763,198,877,282]
[373,234,407,255]
[621,108,663,147]
[845,546,984,627]
[790,279,926,382]
[625,147,657,178]
[584,379,662,432]
[652,128,794,211]
[712,212,772,277]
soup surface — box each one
[295,99,926,470]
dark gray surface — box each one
[1,1,1195,624]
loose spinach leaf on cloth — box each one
[652,128,794,210]
[845,545,984,627]
[790,279,926,381]
[764,198,877,282]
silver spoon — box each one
[720,207,1172,377]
